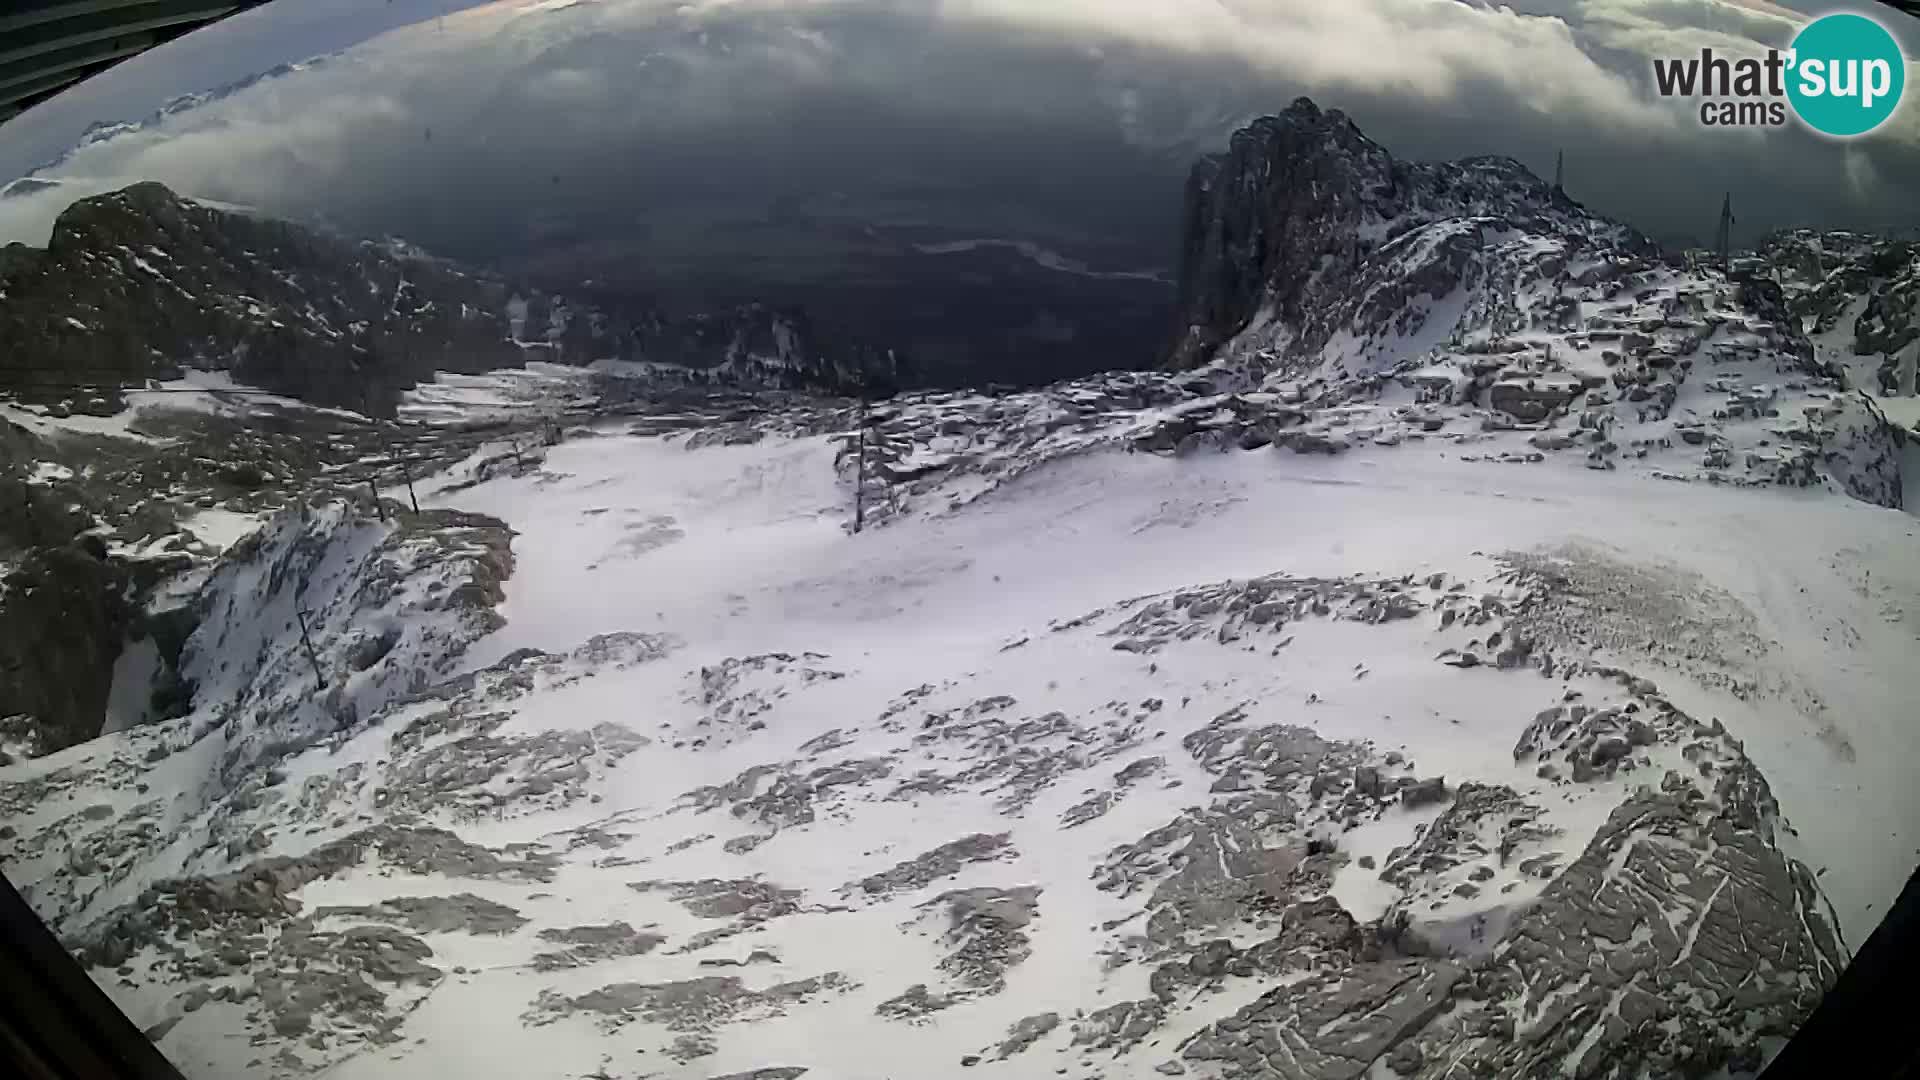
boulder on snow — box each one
[1354,765,1386,798]
[1819,393,1906,509]
[1400,777,1450,809]
[1489,376,1582,421]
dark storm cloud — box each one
[0,0,1914,263]
[1483,0,1920,241]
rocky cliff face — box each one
[0,542,138,760]
[1766,229,1920,394]
[1167,98,1651,375]
[510,296,903,395]
[1151,101,1908,511]
[0,183,526,412]
[0,184,900,413]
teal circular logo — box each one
[1787,12,1906,137]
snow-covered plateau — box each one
[1,355,1915,1080]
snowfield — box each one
[2,407,1911,1080]
[431,429,1918,949]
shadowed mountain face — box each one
[4,5,1269,388]
[539,229,1177,390]
[424,97,1189,388]
[0,183,904,410]
[4,0,1918,404]
[0,182,522,411]
[1166,98,1654,372]
[0,177,1172,401]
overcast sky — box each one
[0,0,1915,265]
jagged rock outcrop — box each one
[1767,229,1920,397]
[0,541,137,759]
[513,298,903,395]
[1166,97,1650,374]
[0,184,902,414]
[1768,231,1918,343]
[1820,393,1907,509]
[1142,104,1904,509]
[0,183,526,412]
[0,416,203,758]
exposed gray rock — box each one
[0,543,141,755]
[875,983,956,1022]
[682,756,894,831]
[1060,790,1119,828]
[315,894,527,936]
[695,652,847,743]
[1115,756,1168,786]
[670,1034,719,1061]
[1380,785,1557,936]
[526,971,850,1033]
[0,184,899,413]
[993,1012,1060,1059]
[924,886,1041,993]
[78,824,555,969]
[720,833,769,857]
[1072,997,1167,1054]
[1168,98,1644,373]
[385,721,648,820]
[1394,760,1840,1076]
[855,833,1013,897]
[1147,897,1365,1002]
[1498,544,1769,703]
[1489,379,1578,421]
[634,878,801,923]
[1095,797,1301,947]
[1398,776,1449,809]
[533,922,668,971]
[0,183,523,411]
[1181,959,1461,1078]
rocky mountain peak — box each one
[1168,98,1391,369]
[0,183,900,413]
[1167,98,1650,375]
[2,182,526,413]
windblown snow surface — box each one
[2,369,1915,1080]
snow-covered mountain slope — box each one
[0,365,579,760]
[1,389,1913,1079]
[1129,100,1907,521]
[822,259,1906,525]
